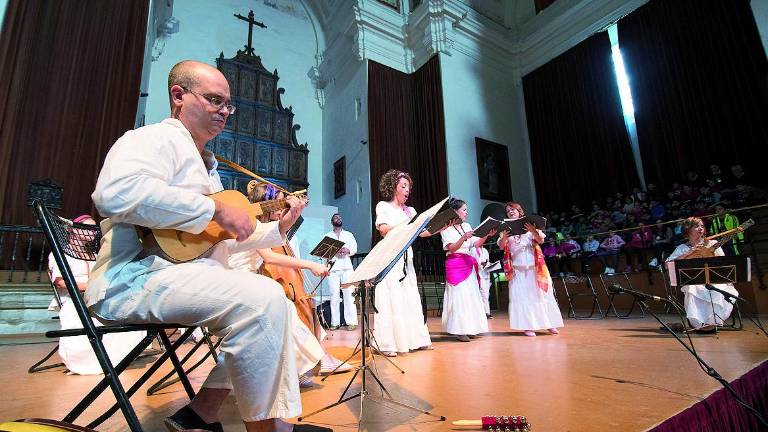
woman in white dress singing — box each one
[373,169,433,356]
[440,198,494,342]
[498,202,564,337]
[666,216,738,331]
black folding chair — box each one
[555,275,604,319]
[34,200,198,432]
[599,272,645,319]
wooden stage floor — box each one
[1,313,766,431]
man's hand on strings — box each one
[278,195,307,235]
[214,199,254,242]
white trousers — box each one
[478,276,491,315]
[93,259,300,422]
[327,269,358,326]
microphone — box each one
[608,284,668,303]
[704,284,746,303]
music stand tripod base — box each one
[298,281,445,429]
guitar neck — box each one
[710,219,753,251]
[256,198,290,215]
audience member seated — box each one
[598,231,625,274]
[623,223,652,272]
[649,219,673,268]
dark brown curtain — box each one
[368,56,448,243]
[618,0,768,190]
[0,0,149,225]
[522,31,638,212]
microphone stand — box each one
[704,284,767,337]
[612,286,768,428]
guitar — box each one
[136,189,294,263]
[452,415,531,431]
[679,219,754,259]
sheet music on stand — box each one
[309,236,345,260]
[666,256,751,286]
[346,197,450,286]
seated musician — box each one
[666,217,739,332]
[228,182,353,388]
[88,60,331,432]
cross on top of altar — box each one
[234,10,267,57]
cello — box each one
[261,239,323,339]
[247,181,324,339]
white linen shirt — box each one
[87,118,282,307]
[324,229,357,271]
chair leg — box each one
[146,330,221,396]
[64,332,157,430]
[28,343,64,373]
[86,328,197,429]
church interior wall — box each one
[321,61,372,251]
[751,0,768,60]
[0,0,9,33]
[439,52,528,227]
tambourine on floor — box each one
[0,418,97,432]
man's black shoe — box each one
[164,405,223,432]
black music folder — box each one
[422,202,460,234]
[500,215,547,236]
[472,217,502,238]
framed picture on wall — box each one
[334,156,346,199]
[475,137,513,202]
[375,0,400,12]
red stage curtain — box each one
[650,361,768,432]
[618,0,768,190]
[522,31,638,212]
[0,0,149,225]
[368,57,448,244]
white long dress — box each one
[470,246,492,315]
[440,223,489,335]
[501,231,564,331]
[666,240,738,327]
[48,253,146,375]
[227,243,325,375]
[373,201,432,353]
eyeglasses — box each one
[181,86,236,114]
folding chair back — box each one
[599,272,645,319]
[555,275,603,319]
[33,200,197,432]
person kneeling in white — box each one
[666,216,738,329]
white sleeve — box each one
[375,202,391,227]
[345,231,358,256]
[91,128,215,234]
[224,221,286,254]
[666,244,687,261]
[441,227,460,250]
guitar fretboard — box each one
[258,198,290,214]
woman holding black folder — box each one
[498,202,564,337]
[440,198,493,342]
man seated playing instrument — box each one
[88,60,330,432]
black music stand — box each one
[298,198,448,430]
[309,236,346,330]
[666,256,751,331]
